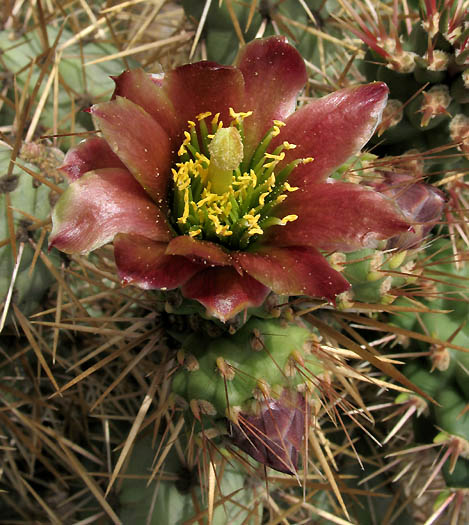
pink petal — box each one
[165,235,232,266]
[264,181,410,252]
[181,267,269,322]
[235,246,349,301]
[114,233,201,290]
[235,36,307,157]
[49,168,171,254]
[112,69,179,146]
[163,61,245,133]
[60,137,126,181]
[90,97,171,203]
[271,82,389,188]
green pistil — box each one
[170,110,313,249]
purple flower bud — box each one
[228,390,305,474]
[374,172,445,250]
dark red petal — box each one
[235,36,307,157]
[235,246,349,301]
[49,168,171,254]
[60,137,126,181]
[264,181,410,252]
[162,62,245,133]
[114,233,201,290]
[181,267,269,322]
[112,69,179,145]
[165,235,232,266]
[90,97,171,203]
[271,82,389,188]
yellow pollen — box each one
[271,125,281,137]
[258,191,270,207]
[284,182,299,192]
[229,107,253,123]
[279,214,298,225]
[263,151,285,168]
[196,111,212,121]
[178,188,190,224]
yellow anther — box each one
[229,107,253,122]
[302,157,314,164]
[279,214,298,225]
[187,120,196,128]
[284,182,299,192]
[258,191,270,207]
[189,228,202,237]
[271,126,281,137]
[212,113,220,126]
[275,194,288,204]
[196,111,212,121]
[283,141,297,150]
[263,151,285,168]
[178,145,187,156]
[273,120,286,127]
[207,134,215,139]
[178,188,190,224]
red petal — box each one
[165,235,232,266]
[265,181,410,252]
[90,97,171,203]
[60,137,126,181]
[235,246,349,301]
[181,267,269,322]
[271,82,389,188]
[114,233,201,290]
[235,36,307,157]
[112,69,179,146]
[49,168,171,254]
[163,62,245,133]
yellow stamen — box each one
[189,228,202,237]
[196,111,212,121]
[284,182,299,192]
[178,188,190,224]
[279,214,298,225]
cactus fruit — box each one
[171,316,322,473]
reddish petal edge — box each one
[114,233,201,290]
[271,82,389,188]
[165,235,232,266]
[181,267,269,322]
[60,136,126,181]
[265,181,411,253]
[49,168,171,255]
[235,246,350,302]
[235,36,307,157]
[112,69,179,145]
[90,97,171,203]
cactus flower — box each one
[49,36,410,321]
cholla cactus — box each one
[340,0,469,171]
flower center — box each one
[170,108,313,250]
